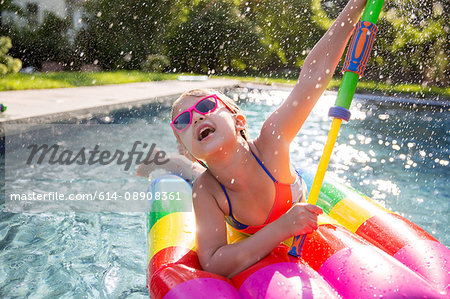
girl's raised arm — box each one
[258,0,367,147]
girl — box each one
[170,0,367,278]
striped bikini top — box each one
[220,150,305,235]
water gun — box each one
[289,0,384,257]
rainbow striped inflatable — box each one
[146,171,449,298]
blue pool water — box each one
[0,88,448,297]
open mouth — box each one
[198,127,215,141]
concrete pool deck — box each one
[1,78,446,130]
[0,78,240,126]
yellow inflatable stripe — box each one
[148,212,196,259]
[227,225,249,244]
[329,195,392,232]
[318,213,340,226]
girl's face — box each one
[172,95,242,160]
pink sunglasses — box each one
[170,94,235,132]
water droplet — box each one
[439,160,449,166]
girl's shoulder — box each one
[193,169,229,215]
[193,169,218,192]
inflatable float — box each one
[146,171,449,298]
[146,1,449,297]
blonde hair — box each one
[171,89,249,140]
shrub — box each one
[0,36,22,75]
[141,54,170,72]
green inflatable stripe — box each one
[317,182,347,214]
[146,175,194,233]
[147,211,171,234]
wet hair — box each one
[171,89,249,140]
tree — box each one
[0,0,24,33]
[379,0,448,86]
[78,0,189,70]
[311,0,449,87]
[167,0,266,74]
[5,12,71,69]
[241,0,323,73]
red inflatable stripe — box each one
[150,264,233,299]
[355,213,437,256]
[301,224,348,271]
[147,246,201,292]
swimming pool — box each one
[1,88,448,297]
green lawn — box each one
[1,71,448,99]
[220,75,450,99]
[0,71,179,90]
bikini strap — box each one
[250,150,277,182]
[220,149,276,221]
[220,183,234,218]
